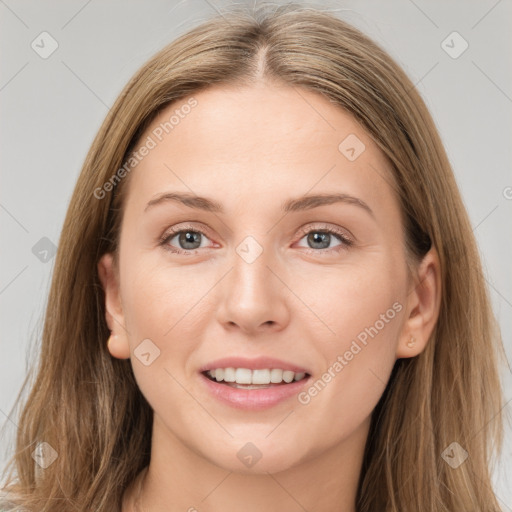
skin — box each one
[98,82,441,512]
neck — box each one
[129,415,369,512]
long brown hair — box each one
[0,3,505,511]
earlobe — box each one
[107,332,131,359]
[396,248,442,359]
[98,253,131,360]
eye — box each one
[159,225,213,254]
[295,225,353,254]
[159,223,353,255]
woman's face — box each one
[99,82,432,474]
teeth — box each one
[282,370,295,383]
[235,368,252,384]
[270,369,283,383]
[252,369,270,385]
[223,367,236,382]
[206,368,307,385]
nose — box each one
[215,239,290,335]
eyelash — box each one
[158,223,354,256]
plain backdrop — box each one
[1,0,511,507]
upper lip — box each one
[199,356,310,374]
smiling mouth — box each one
[202,368,310,389]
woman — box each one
[0,3,506,511]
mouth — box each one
[202,368,310,389]
[198,357,312,409]
[199,366,311,410]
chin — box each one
[200,436,308,475]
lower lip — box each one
[199,373,310,410]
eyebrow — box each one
[144,191,374,217]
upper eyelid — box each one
[161,222,353,245]
[296,223,353,240]
[162,222,213,240]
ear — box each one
[396,247,442,358]
[97,253,131,359]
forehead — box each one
[123,83,398,218]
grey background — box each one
[1,0,511,507]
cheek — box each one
[118,256,205,392]
[119,254,222,390]
[293,255,404,429]
[294,250,405,349]
[121,254,207,337]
